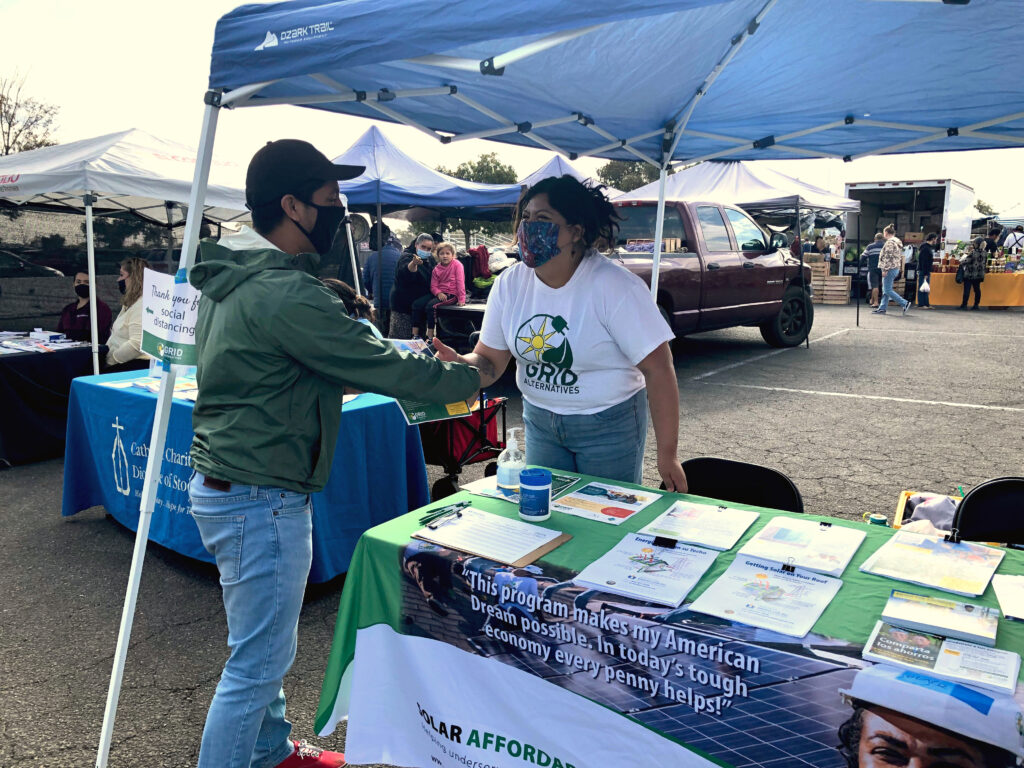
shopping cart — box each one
[418,393,507,501]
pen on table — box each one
[426,509,463,529]
[957,485,965,497]
[419,501,469,524]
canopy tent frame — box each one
[96,1,1024,763]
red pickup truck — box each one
[613,200,813,347]
[437,199,813,350]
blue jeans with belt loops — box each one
[522,388,648,485]
[189,472,313,768]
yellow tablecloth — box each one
[927,271,1024,307]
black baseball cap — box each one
[245,139,364,209]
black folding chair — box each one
[679,457,804,514]
[947,477,1024,549]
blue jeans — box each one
[522,389,648,485]
[189,472,313,768]
[879,268,908,311]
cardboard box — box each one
[904,232,924,244]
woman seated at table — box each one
[389,233,435,339]
[432,175,687,491]
[104,256,151,372]
[57,271,113,343]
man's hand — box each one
[658,452,688,493]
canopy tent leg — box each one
[797,201,808,350]
[375,201,383,325]
[164,201,177,272]
[342,196,361,295]
[95,99,220,768]
[856,205,862,328]
[83,194,100,376]
[649,168,668,299]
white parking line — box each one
[706,383,1024,413]
[690,328,850,381]
[854,328,1024,339]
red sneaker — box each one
[273,740,346,767]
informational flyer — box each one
[387,338,479,425]
[640,500,759,550]
[863,620,1020,694]
[572,533,718,607]
[859,531,1005,596]
[551,482,661,525]
[688,557,843,638]
[737,517,865,577]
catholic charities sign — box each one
[142,268,200,365]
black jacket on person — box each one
[390,253,435,313]
[917,242,935,276]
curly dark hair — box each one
[514,175,620,254]
[321,278,375,322]
[837,704,1017,768]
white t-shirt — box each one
[480,253,674,415]
[1003,231,1024,251]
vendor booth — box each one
[0,129,249,374]
[96,1,1024,765]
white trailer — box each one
[843,179,975,255]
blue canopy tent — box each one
[518,155,625,199]
[97,1,1024,763]
[332,125,522,296]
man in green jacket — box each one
[188,139,479,768]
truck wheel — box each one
[760,286,813,347]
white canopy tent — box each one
[519,155,624,199]
[616,160,858,211]
[0,129,249,373]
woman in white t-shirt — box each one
[433,176,687,491]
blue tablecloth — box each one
[62,372,429,582]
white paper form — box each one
[738,517,866,577]
[412,507,565,566]
[688,557,843,638]
[640,500,759,551]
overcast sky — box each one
[3,0,1022,216]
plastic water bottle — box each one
[495,427,525,499]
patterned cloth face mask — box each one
[517,220,561,268]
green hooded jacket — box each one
[189,231,479,493]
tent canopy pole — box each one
[83,193,100,376]
[650,168,669,300]
[95,99,221,768]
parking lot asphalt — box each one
[2,303,1022,767]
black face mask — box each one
[117,278,127,295]
[292,201,346,256]
[74,284,90,299]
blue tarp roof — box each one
[332,125,521,216]
[211,0,1024,166]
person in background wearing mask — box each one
[104,256,151,370]
[187,139,479,768]
[984,227,1002,255]
[916,232,937,309]
[390,232,435,338]
[433,175,687,492]
[361,222,401,333]
[57,270,112,342]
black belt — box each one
[202,476,232,492]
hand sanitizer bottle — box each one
[496,427,525,499]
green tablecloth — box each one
[315,474,1024,768]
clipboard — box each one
[412,507,571,567]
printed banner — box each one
[142,268,200,365]
[320,534,1024,768]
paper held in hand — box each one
[862,620,1020,695]
[688,557,843,638]
[551,481,661,525]
[640,500,759,551]
[412,507,569,567]
[572,533,718,608]
[387,338,480,425]
[859,530,1005,596]
[737,516,865,577]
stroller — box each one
[418,392,508,501]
